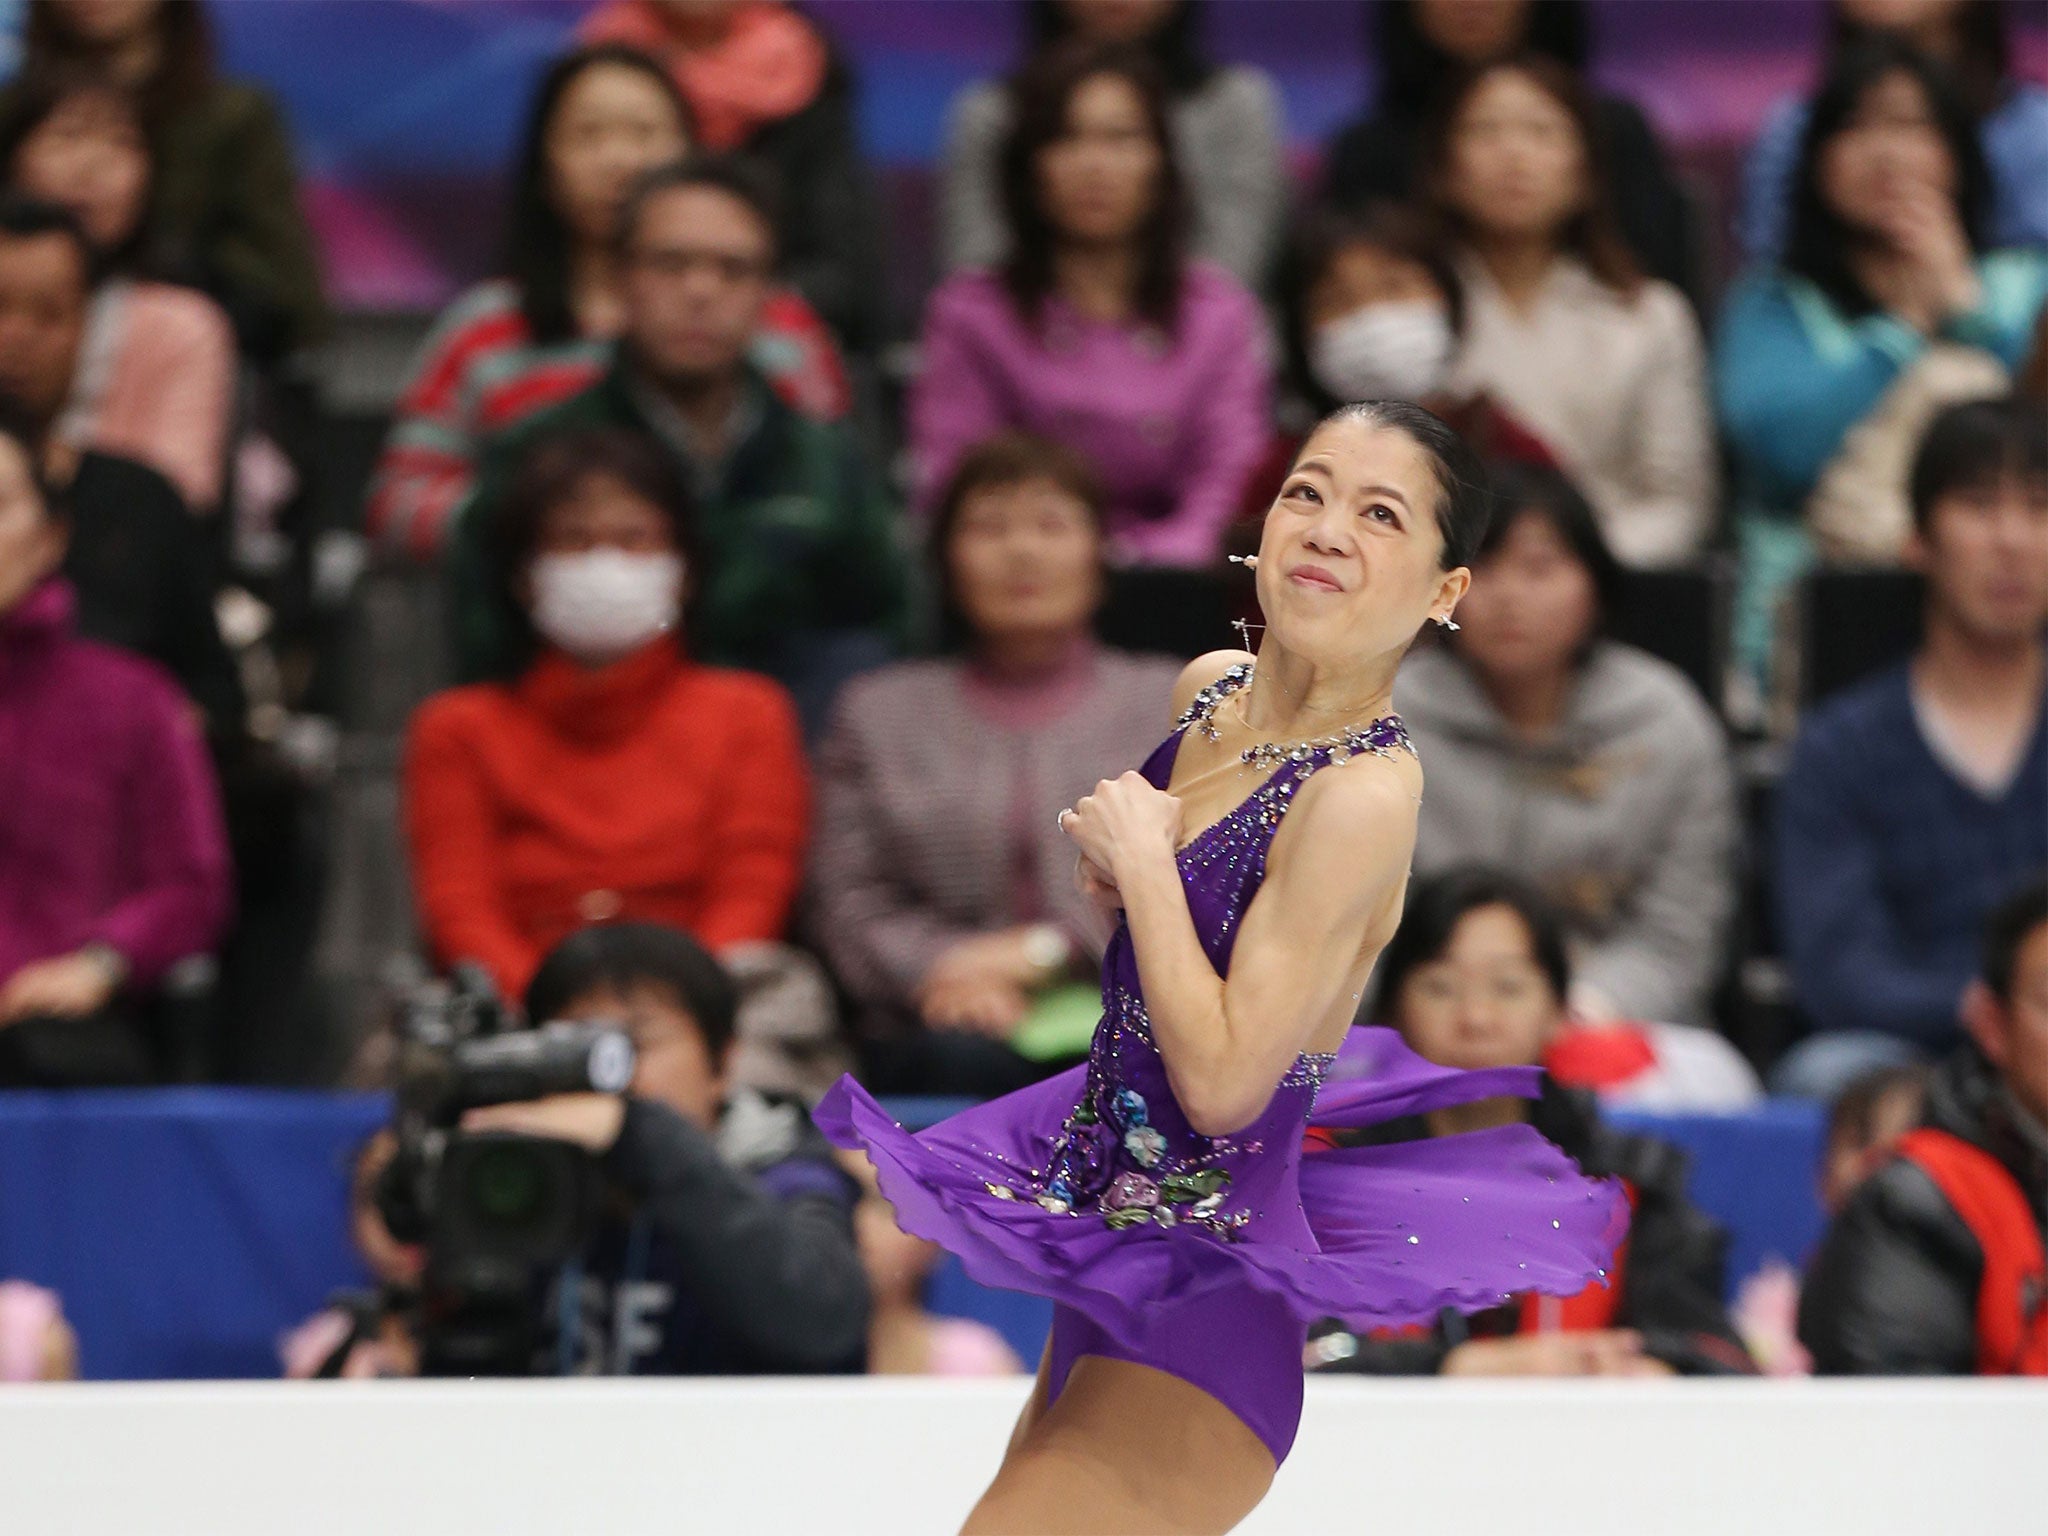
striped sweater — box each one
[366,278,850,557]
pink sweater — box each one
[910,262,1271,568]
[62,279,236,512]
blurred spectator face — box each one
[1413,0,1531,64]
[1910,466,2048,646]
[621,183,772,384]
[1305,236,1454,405]
[0,431,63,616]
[947,475,1103,648]
[1817,68,1956,235]
[1260,414,1464,669]
[545,60,691,250]
[1443,67,1587,244]
[1037,71,1163,248]
[1968,918,2048,1127]
[532,470,679,563]
[9,88,151,253]
[0,229,85,423]
[1452,507,1600,688]
[41,0,162,47]
[1838,0,1967,35]
[0,228,84,423]
[554,982,730,1131]
[1055,0,1181,43]
[1394,901,1566,1072]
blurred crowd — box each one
[0,0,2044,1386]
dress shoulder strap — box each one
[1171,662,1255,741]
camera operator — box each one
[452,921,869,1375]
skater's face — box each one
[1258,416,1468,666]
[621,183,772,384]
[1450,507,1600,688]
[545,60,691,249]
[946,475,1104,648]
[1394,903,1564,1072]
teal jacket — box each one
[1714,249,2048,515]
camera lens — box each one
[464,1142,555,1228]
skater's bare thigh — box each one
[961,1354,1275,1535]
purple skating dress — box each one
[815,665,1628,1463]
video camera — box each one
[370,964,635,1376]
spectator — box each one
[1742,0,2048,262]
[1308,869,1756,1378]
[364,43,849,560]
[1425,57,1716,569]
[0,396,230,1085]
[481,922,869,1374]
[941,0,1283,289]
[0,197,238,735]
[852,1156,1025,1377]
[407,427,809,1004]
[0,68,235,512]
[1773,397,2048,1100]
[1395,462,1740,1030]
[1732,1062,1927,1376]
[912,40,1270,570]
[1323,0,1697,303]
[577,0,882,349]
[447,158,907,730]
[1717,39,2048,684]
[1239,202,1558,528]
[9,0,327,361]
[811,433,1180,1097]
[0,1282,77,1380]
[1799,880,2048,1375]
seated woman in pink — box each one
[910,39,1270,569]
[0,68,234,514]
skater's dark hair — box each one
[1370,867,1571,1025]
[1290,400,1491,569]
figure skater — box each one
[816,401,1627,1534]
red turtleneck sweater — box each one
[403,640,809,1000]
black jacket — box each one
[1799,1046,2048,1375]
[541,1090,869,1376]
[1313,1077,1755,1375]
[63,451,242,740]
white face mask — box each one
[1307,301,1455,406]
[529,548,684,664]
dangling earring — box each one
[1227,554,1259,570]
[1433,615,1460,633]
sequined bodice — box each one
[986,665,1415,1243]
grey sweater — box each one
[1395,642,1739,1026]
[938,68,1285,288]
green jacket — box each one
[449,358,910,691]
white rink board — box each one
[1,1376,2041,1535]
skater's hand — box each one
[1059,772,1182,883]
[1076,855,1121,912]
[1442,1329,1657,1377]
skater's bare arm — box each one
[1062,756,1417,1137]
